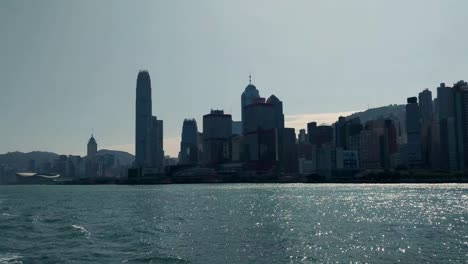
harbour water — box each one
[0,184,467,263]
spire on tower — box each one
[249,74,252,85]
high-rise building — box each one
[359,129,381,169]
[419,89,434,123]
[241,76,260,133]
[307,122,317,145]
[203,110,232,165]
[406,97,422,167]
[135,70,152,167]
[232,121,242,136]
[280,128,298,173]
[179,119,198,165]
[335,116,347,149]
[134,70,164,170]
[147,117,164,169]
[242,93,288,171]
[437,83,458,170]
[438,83,455,119]
[419,89,434,167]
[382,119,398,169]
[298,129,307,143]
[345,118,363,149]
[266,95,285,130]
[87,134,97,157]
[315,126,334,147]
[307,122,333,147]
[453,80,468,169]
[406,97,422,168]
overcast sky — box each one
[1,0,467,157]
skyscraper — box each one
[203,110,232,165]
[419,89,433,123]
[179,119,198,165]
[437,83,457,170]
[135,71,152,167]
[87,134,97,156]
[242,98,276,162]
[406,97,422,168]
[335,116,347,149]
[298,129,307,143]
[134,70,164,170]
[86,135,98,178]
[266,95,285,130]
[241,75,260,133]
[453,80,468,169]
[307,122,318,145]
[419,89,433,167]
[147,117,164,169]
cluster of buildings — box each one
[296,80,468,175]
[4,71,467,184]
[94,70,462,181]
[0,135,129,184]
[132,70,468,179]
[61,136,128,179]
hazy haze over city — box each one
[1,0,467,157]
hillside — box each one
[94,149,134,166]
[346,104,406,127]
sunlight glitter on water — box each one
[0,184,466,263]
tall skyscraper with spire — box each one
[241,75,260,133]
[135,70,164,170]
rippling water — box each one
[0,184,467,263]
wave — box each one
[71,224,91,238]
[0,254,23,264]
[127,256,190,264]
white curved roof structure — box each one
[16,172,61,179]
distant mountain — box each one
[94,149,134,166]
[0,151,59,170]
[346,104,406,125]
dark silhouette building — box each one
[453,80,468,170]
[135,71,152,167]
[335,116,347,149]
[134,70,164,170]
[419,89,434,167]
[437,83,457,170]
[266,95,285,130]
[147,117,164,169]
[308,123,333,147]
[179,119,199,165]
[241,75,260,133]
[87,134,97,157]
[406,97,422,168]
[203,110,232,165]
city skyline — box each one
[1,0,468,157]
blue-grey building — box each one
[134,70,164,170]
[179,119,199,165]
[203,110,232,165]
[406,97,422,168]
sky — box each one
[1,0,467,157]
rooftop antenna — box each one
[249,74,252,85]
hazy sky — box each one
[1,0,467,157]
